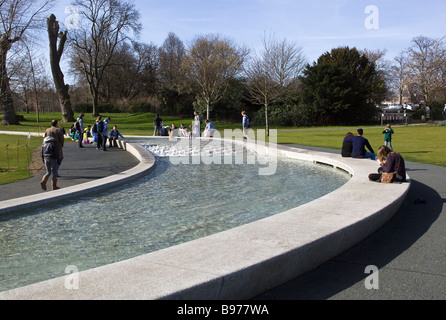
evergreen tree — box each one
[299,47,379,126]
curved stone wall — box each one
[0,140,410,299]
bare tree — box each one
[8,40,53,116]
[360,48,391,104]
[406,36,446,103]
[390,53,411,104]
[0,0,54,125]
[102,41,159,103]
[185,34,249,120]
[47,14,75,123]
[159,32,186,89]
[69,0,141,116]
[245,34,306,135]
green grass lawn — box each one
[276,125,446,167]
[3,112,243,136]
[0,134,44,185]
[1,111,445,185]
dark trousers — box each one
[97,133,103,149]
[77,131,83,147]
[369,173,381,182]
[101,134,108,150]
[109,136,118,147]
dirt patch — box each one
[28,147,45,176]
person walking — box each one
[40,136,61,191]
[154,114,162,136]
[44,119,65,172]
[242,110,250,139]
[75,113,85,148]
[382,124,394,151]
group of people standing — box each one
[153,110,251,139]
[72,113,124,151]
[40,114,125,191]
[341,126,406,184]
[153,111,218,139]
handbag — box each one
[381,153,401,184]
[381,172,395,183]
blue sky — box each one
[53,0,445,63]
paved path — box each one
[0,141,139,201]
[1,140,445,300]
[254,145,446,300]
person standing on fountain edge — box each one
[154,114,162,136]
[242,110,250,139]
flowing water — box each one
[0,139,350,292]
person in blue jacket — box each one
[242,110,250,138]
[109,125,125,147]
[100,117,110,151]
[204,120,216,137]
[343,128,375,160]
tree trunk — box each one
[47,14,75,123]
[265,97,269,137]
[1,38,19,125]
[206,100,210,121]
[92,87,99,117]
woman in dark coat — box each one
[369,146,406,183]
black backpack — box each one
[75,120,81,131]
[92,122,98,133]
[246,116,252,128]
[160,127,168,136]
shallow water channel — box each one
[0,139,350,292]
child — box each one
[83,125,91,144]
[40,136,61,191]
[382,124,394,151]
[69,124,76,140]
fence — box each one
[2,134,43,176]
